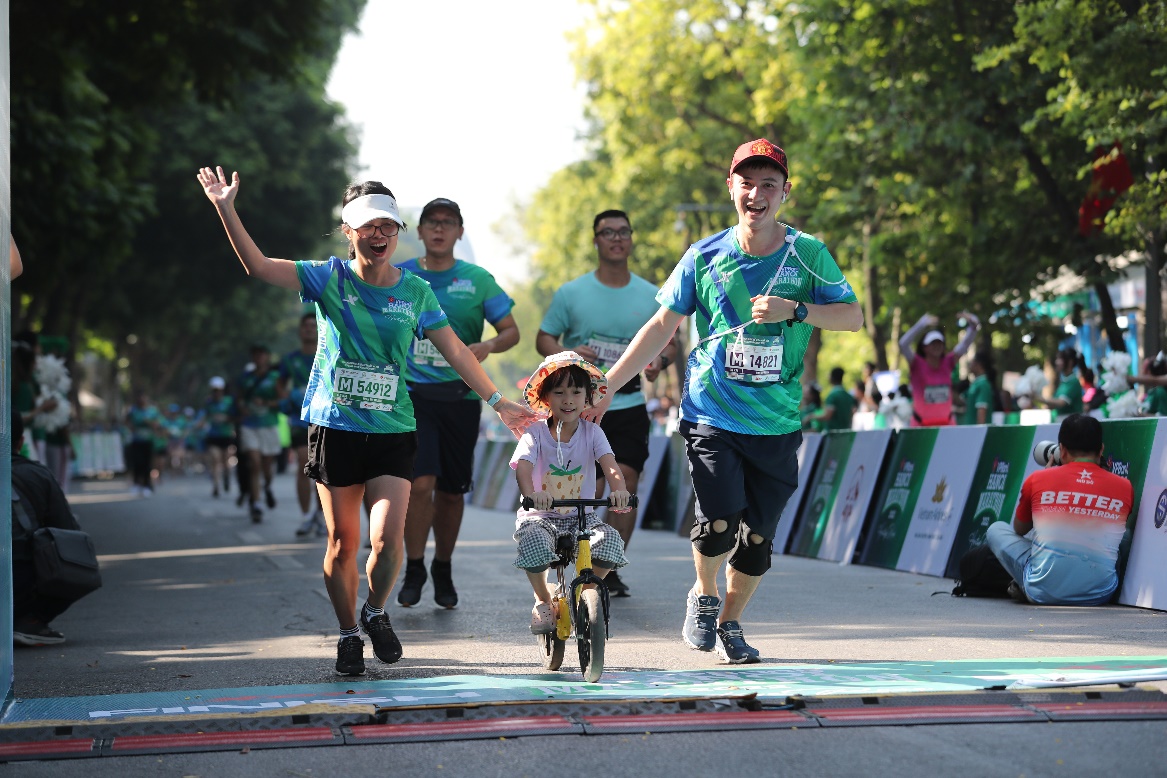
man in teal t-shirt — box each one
[281,313,323,536]
[237,344,283,522]
[960,352,995,425]
[588,139,862,663]
[396,198,519,610]
[537,209,677,598]
[812,367,856,431]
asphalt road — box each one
[8,468,1167,775]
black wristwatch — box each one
[787,302,808,326]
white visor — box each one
[342,194,405,229]
[922,330,945,346]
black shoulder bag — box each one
[12,493,103,600]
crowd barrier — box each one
[70,432,126,476]
[467,419,1167,612]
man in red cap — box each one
[588,139,863,662]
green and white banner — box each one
[860,428,938,569]
[893,426,987,576]
[789,430,891,561]
[774,432,823,554]
[1119,418,1167,608]
[815,430,893,562]
[943,425,1038,578]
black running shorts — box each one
[305,424,417,487]
[411,390,482,494]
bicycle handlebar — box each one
[520,495,639,511]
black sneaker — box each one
[250,504,263,523]
[1007,581,1031,604]
[715,620,761,664]
[431,559,458,609]
[397,558,426,607]
[13,623,65,646]
[265,487,277,509]
[605,569,630,597]
[360,611,403,663]
[335,635,365,676]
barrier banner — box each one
[814,429,892,562]
[788,432,855,557]
[860,428,937,568]
[773,432,822,555]
[893,426,987,576]
[943,425,1038,578]
[1118,418,1167,608]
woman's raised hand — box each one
[197,166,240,207]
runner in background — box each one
[536,209,676,597]
[282,313,325,537]
[959,352,996,425]
[203,376,237,498]
[237,344,283,522]
[809,367,855,431]
[397,198,519,608]
[898,311,979,426]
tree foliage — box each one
[12,0,365,403]
[519,0,1167,380]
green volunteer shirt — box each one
[823,385,856,431]
[1052,373,1083,420]
[960,375,994,425]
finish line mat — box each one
[4,656,1167,726]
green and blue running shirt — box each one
[396,259,514,397]
[279,349,315,428]
[296,257,449,434]
[658,226,857,436]
[203,396,237,439]
[238,368,281,429]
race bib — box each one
[923,385,951,405]
[411,338,449,368]
[586,334,631,370]
[725,334,785,383]
[334,359,400,411]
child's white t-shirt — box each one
[510,419,614,518]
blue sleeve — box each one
[656,248,698,316]
[296,258,334,304]
[807,244,858,305]
[417,282,449,339]
[539,286,570,336]
[483,291,515,325]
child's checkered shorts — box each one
[513,512,628,573]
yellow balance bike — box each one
[520,495,638,683]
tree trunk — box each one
[861,218,889,370]
[1093,279,1127,353]
[1145,228,1164,360]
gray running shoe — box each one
[715,620,761,664]
[682,588,721,651]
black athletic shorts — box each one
[598,405,651,475]
[305,424,417,487]
[205,435,235,450]
[680,420,800,543]
[289,424,310,449]
[410,382,482,494]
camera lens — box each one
[1032,440,1061,467]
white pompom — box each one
[1106,389,1140,419]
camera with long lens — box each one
[1033,440,1062,467]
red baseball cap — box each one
[729,138,789,179]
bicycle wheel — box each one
[538,630,565,670]
[576,588,606,683]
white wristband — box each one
[486,391,503,407]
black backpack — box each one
[951,544,1013,598]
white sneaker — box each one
[296,514,317,537]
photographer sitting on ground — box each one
[986,414,1132,606]
[10,412,85,645]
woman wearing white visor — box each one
[197,167,536,676]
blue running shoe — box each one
[682,588,721,651]
[715,620,761,664]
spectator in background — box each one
[10,413,86,646]
[898,311,979,426]
[859,360,882,412]
[1134,353,1167,415]
[203,376,238,498]
[1079,366,1098,407]
[811,367,856,431]
[987,414,1131,605]
[1039,348,1083,420]
[800,382,822,432]
[960,352,996,425]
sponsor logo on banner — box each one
[1104,455,1131,479]
[839,466,865,523]
[875,461,914,540]
[1155,489,1167,530]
